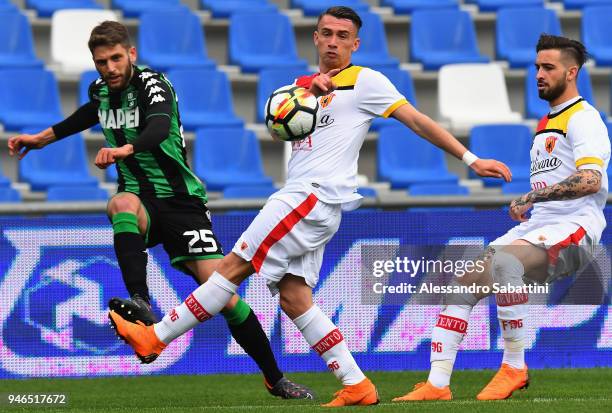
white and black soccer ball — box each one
[265,85,319,141]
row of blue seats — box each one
[8,0,612,19]
[5,5,612,73]
[4,123,611,201]
[0,181,533,203]
[0,64,606,134]
[379,122,612,193]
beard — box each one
[538,79,567,102]
[106,60,133,91]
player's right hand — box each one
[8,134,44,159]
[309,68,342,97]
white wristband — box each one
[462,151,479,166]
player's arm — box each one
[94,116,170,168]
[95,72,173,169]
[509,169,601,222]
[8,102,98,160]
[390,103,512,182]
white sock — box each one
[428,305,472,388]
[497,303,527,370]
[293,305,366,385]
[492,251,528,370]
[154,272,238,344]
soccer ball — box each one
[265,85,319,141]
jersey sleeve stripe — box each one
[381,98,408,118]
[575,157,604,168]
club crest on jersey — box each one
[545,136,557,154]
[319,93,336,108]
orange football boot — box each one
[476,363,529,400]
[321,377,379,407]
[392,381,452,401]
[109,310,166,364]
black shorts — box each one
[139,196,224,273]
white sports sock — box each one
[154,272,238,344]
[293,305,366,385]
[428,305,472,388]
[498,304,527,370]
[492,251,528,370]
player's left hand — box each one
[509,194,532,222]
[470,159,512,182]
[95,145,133,169]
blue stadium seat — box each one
[0,69,63,131]
[525,65,600,119]
[409,183,469,196]
[377,125,458,189]
[0,0,18,11]
[563,0,612,10]
[112,0,185,18]
[0,11,43,69]
[256,67,311,123]
[0,187,21,202]
[496,7,561,68]
[139,9,215,72]
[410,9,489,70]
[352,12,399,70]
[167,68,243,130]
[472,0,543,11]
[229,11,308,73]
[223,184,277,199]
[47,185,108,202]
[79,70,102,132]
[370,68,417,131]
[106,165,118,182]
[381,0,457,14]
[501,180,532,194]
[193,127,273,191]
[26,0,102,17]
[357,187,377,198]
[582,6,612,66]
[0,166,10,187]
[201,0,277,18]
[469,124,532,186]
[291,0,369,17]
[78,70,99,106]
[19,130,98,191]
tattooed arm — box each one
[509,169,602,222]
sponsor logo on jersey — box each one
[317,114,335,128]
[139,72,154,80]
[530,156,562,176]
[98,107,140,129]
[150,94,166,105]
[319,93,336,108]
[148,86,164,97]
[145,78,160,88]
[545,136,557,154]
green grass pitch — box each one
[1,369,611,412]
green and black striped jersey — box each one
[88,66,206,201]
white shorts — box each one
[232,191,342,294]
[490,219,595,283]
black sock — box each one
[227,309,283,386]
[113,231,149,302]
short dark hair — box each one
[317,6,362,31]
[88,21,131,53]
[536,34,588,68]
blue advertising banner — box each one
[0,209,610,378]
